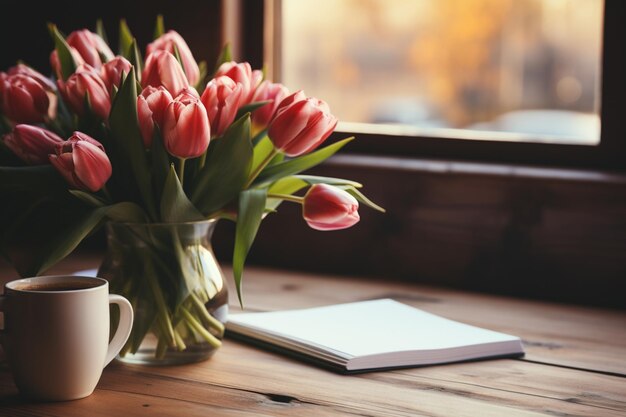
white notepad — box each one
[226,299,524,372]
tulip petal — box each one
[72,141,112,192]
[268,99,315,151]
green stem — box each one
[177,158,186,185]
[179,306,222,348]
[267,193,304,204]
[155,329,168,359]
[144,259,177,348]
[173,327,187,351]
[244,148,280,189]
[190,292,225,335]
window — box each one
[280,0,603,146]
[261,0,625,169]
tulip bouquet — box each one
[0,18,383,359]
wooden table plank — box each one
[3,340,623,417]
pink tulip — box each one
[49,132,112,192]
[3,124,64,165]
[58,64,111,120]
[66,29,114,69]
[137,86,174,147]
[215,61,262,105]
[1,74,56,123]
[250,81,289,130]
[7,64,56,91]
[273,90,306,116]
[268,92,338,156]
[302,184,360,231]
[142,50,189,97]
[200,75,244,137]
[146,31,200,86]
[50,47,85,80]
[101,56,132,93]
[162,88,210,158]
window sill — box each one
[327,154,626,184]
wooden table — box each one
[1,253,625,416]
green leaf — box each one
[151,127,171,205]
[154,15,165,39]
[160,165,204,222]
[108,67,157,220]
[267,176,307,195]
[254,137,354,186]
[266,176,308,211]
[235,100,271,120]
[251,136,275,174]
[191,114,253,216]
[69,190,106,207]
[104,201,149,222]
[233,188,266,306]
[33,202,143,276]
[342,186,386,213]
[129,39,143,81]
[172,44,184,69]
[118,19,134,57]
[48,24,77,80]
[295,175,362,188]
[96,19,109,44]
[213,43,232,75]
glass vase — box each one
[98,220,228,365]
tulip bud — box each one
[200,75,244,137]
[50,47,85,80]
[162,88,210,158]
[3,124,64,165]
[49,132,112,192]
[1,73,56,123]
[7,64,56,91]
[268,92,338,156]
[273,90,306,116]
[137,86,174,147]
[142,50,190,97]
[146,31,200,86]
[302,184,360,231]
[58,64,111,120]
[215,61,262,105]
[250,81,289,131]
[101,56,132,93]
[66,29,114,69]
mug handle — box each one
[105,294,134,367]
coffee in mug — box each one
[0,275,133,401]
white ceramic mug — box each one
[0,275,133,401]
